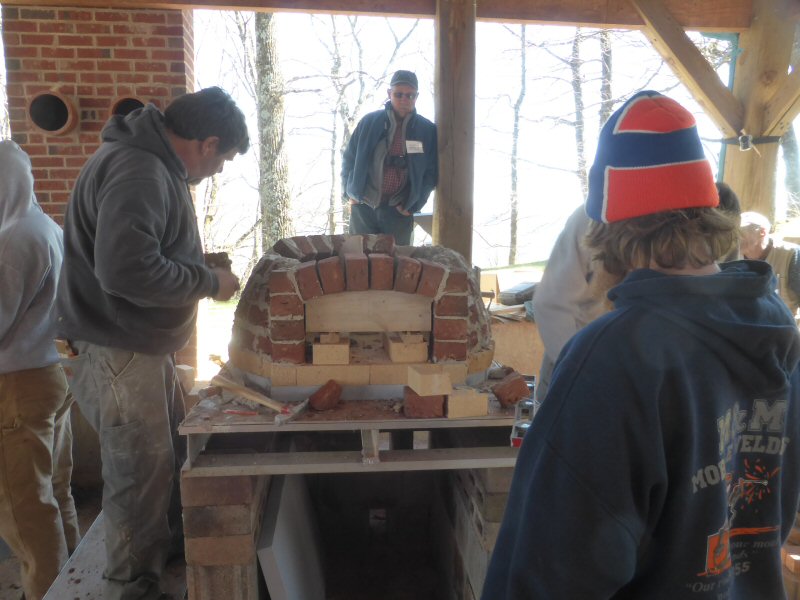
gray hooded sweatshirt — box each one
[0,140,64,374]
[57,105,218,354]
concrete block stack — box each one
[181,474,271,600]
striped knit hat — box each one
[585,90,719,223]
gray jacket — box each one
[0,141,64,374]
[57,105,218,354]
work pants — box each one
[67,342,185,600]
[349,202,414,246]
[0,364,80,600]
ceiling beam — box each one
[3,0,753,31]
[631,0,743,137]
[764,68,800,135]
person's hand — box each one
[396,206,411,216]
[212,267,240,301]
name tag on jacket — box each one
[406,140,424,154]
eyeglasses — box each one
[392,92,418,100]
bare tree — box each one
[598,30,614,126]
[255,12,292,248]
[508,24,527,265]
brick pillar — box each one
[2,5,199,366]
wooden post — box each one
[434,0,476,263]
[723,0,796,218]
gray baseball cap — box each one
[390,70,418,89]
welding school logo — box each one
[700,463,779,577]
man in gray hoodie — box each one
[0,140,80,600]
[57,87,248,600]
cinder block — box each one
[185,562,260,600]
[183,504,253,538]
[408,364,453,396]
[181,475,255,508]
[447,387,489,418]
[384,332,428,363]
[312,339,350,365]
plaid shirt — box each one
[381,121,407,199]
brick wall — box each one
[1,5,194,223]
[1,5,199,366]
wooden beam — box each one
[723,0,796,218]
[2,0,753,31]
[434,0,475,262]
[631,0,743,138]
[764,68,800,135]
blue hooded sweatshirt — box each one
[482,261,800,599]
[0,141,63,374]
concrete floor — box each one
[0,487,101,600]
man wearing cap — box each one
[342,69,437,245]
[740,211,800,318]
[483,91,800,599]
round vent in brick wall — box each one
[110,96,145,118]
[27,90,77,136]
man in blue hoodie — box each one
[0,140,81,600]
[342,69,438,245]
[57,87,248,600]
[482,91,800,599]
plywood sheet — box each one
[305,291,432,333]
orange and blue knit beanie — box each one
[585,90,719,223]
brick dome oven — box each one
[228,234,494,389]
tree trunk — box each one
[255,12,292,250]
[782,124,800,216]
[570,29,588,198]
[508,25,526,266]
[599,30,613,127]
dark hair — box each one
[164,87,250,154]
[586,207,739,277]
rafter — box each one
[631,0,743,137]
[3,0,753,32]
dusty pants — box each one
[0,364,80,600]
[67,342,185,600]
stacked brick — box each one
[181,474,271,600]
[230,234,494,367]
[438,467,512,600]
[1,6,193,224]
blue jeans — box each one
[66,342,185,600]
[349,202,414,245]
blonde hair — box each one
[585,208,739,277]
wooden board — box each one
[305,291,433,333]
